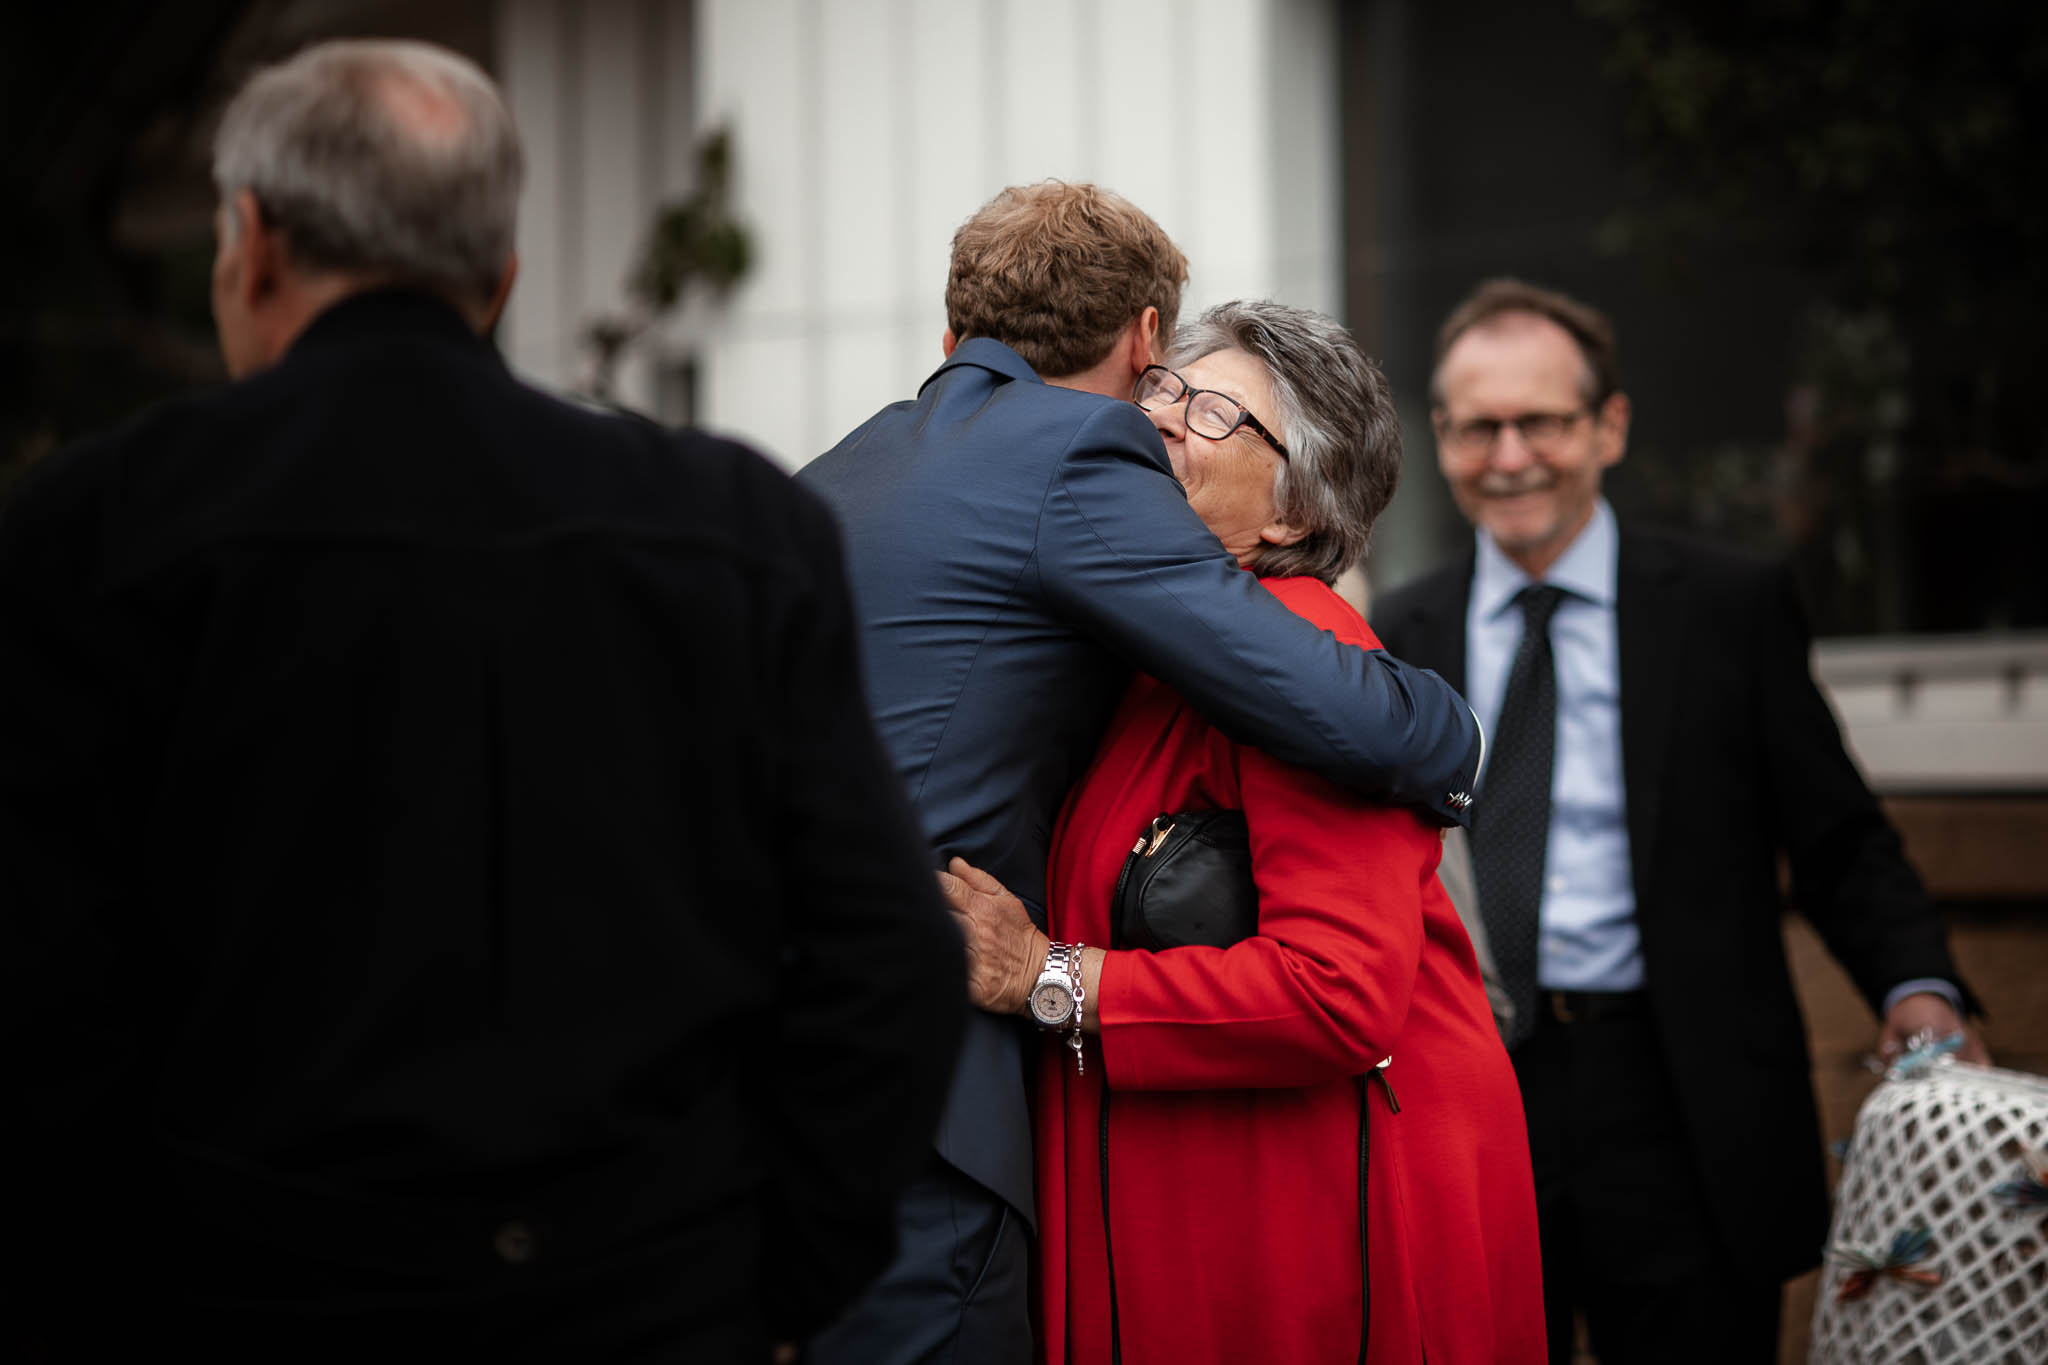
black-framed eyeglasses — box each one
[1133,364,1289,459]
[1435,409,1591,458]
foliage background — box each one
[1584,0,2047,633]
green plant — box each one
[583,124,754,403]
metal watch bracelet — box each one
[1062,942,1087,1077]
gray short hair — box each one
[212,39,523,310]
[1171,301,1401,584]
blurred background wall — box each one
[4,3,2044,1356]
[483,0,1345,473]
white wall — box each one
[1816,636,2048,794]
[495,0,699,416]
[689,0,1343,467]
[497,0,1341,464]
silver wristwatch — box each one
[1029,941,1083,1029]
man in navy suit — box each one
[800,182,1483,1364]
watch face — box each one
[1030,980,1073,1026]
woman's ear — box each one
[1259,519,1309,548]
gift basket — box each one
[1811,1042,2048,1363]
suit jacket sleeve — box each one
[1752,561,1968,1014]
[1036,403,1481,824]
[754,492,968,1338]
[1098,743,1432,1092]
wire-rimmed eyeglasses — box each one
[1434,409,1591,459]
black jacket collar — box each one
[287,287,490,359]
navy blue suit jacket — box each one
[801,339,1481,1221]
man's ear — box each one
[227,189,285,311]
[941,328,958,359]
[1125,305,1162,379]
[477,252,519,334]
[1594,390,1631,470]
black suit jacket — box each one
[1373,523,1965,1277]
[0,290,965,1356]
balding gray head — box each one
[211,39,523,311]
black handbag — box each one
[1109,810,1258,951]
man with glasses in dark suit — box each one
[1372,277,1982,1364]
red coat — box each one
[1036,577,1544,1365]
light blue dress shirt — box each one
[1466,500,1642,992]
[1465,500,1960,1015]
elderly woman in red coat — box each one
[942,300,1545,1365]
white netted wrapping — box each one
[1811,1062,2048,1364]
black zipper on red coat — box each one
[1358,1066,1401,1365]
[1357,1075,1370,1365]
[1100,1087,1122,1364]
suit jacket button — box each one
[494,1219,537,1264]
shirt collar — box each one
[1472,497,1619,622]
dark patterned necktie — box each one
[1472,584,1567,1049]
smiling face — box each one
[1144,347,1304,566]
[1432,311,1629,578]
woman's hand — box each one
[937,856,1046,1016]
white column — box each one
[496,0,699,411]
